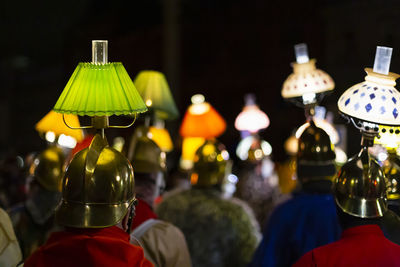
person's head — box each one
[134,172,164,206]
[129,136,166,206]
[55,134,136,232]
[334,146,387,228]
[191,139,230,189]
[297,120,336,184]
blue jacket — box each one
[250,192,341,267]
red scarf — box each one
[131,198,158,231]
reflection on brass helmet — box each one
[29,145,65,192]
[192,139,229,187]
[334,147,387,218]
[247,142,265,162]
[297,120,336,163]
[129,136,166,173]
[236,135,272,162]
[56,134,135,228]
[297,121,336,178]
[382,151,400,200]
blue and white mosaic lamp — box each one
[334,46,400,218]
[338,46,400,135]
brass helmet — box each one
[334,147,387,218]
[297,120,336,178]
[382,151,400,200]
[192,139,229,187]
[129,136,166,173]
[29,145,65,192]
[56,134,135,228]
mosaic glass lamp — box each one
[35,110,84,143]
[335,46,399,218]
[338,46,400,134]
[282,43,334,111]
[180,94,226,138]
[53,40,147,130]
[235,94,270,133]
[134,70,179,120]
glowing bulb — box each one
[227,174,238,184]
[45,131,56,143]
[191,94,205,104]
[58,134,77,148]
[146,99,152,107]
[189,102,210,115]
[302,92,316,105]
[377,152,388,162]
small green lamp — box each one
[53,40,147,135]
[134,70,179,121]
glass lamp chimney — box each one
[294,43,309,64]
[373,46,392,75]
[92,40,108,64]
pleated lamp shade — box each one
[54,63,147,116]
[180,101,226,138]
[35,111,84,142]
[134,71,179,120]
[148,126,174,152]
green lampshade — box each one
[134,70,179,120]
[54,63,147,116]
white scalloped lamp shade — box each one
[281,59,335,99]
[235,105,270,133]
[338,68,400,126]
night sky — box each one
[1,0,400,163]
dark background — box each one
[1,0,400,162]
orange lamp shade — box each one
[180,102,226,138]
[148,126,174,152]
[35,111,84,142]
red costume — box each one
[131,199,157,231]
[293,225,400,267]
[24,226,153,267]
